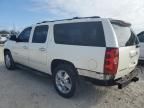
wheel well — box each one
[4,49,10,54]
[51,59,76,73]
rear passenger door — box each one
[29,25,49,72]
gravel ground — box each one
[0,46,144,108]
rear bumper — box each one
[115,69,139,89]
[79,69,139,89]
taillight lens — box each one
[104,48,119,76]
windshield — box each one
[112,24,139,47]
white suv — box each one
[4,17,140,98]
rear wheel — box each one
[53,64,78,98]
[4,51,15,70]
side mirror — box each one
[9,35,17,41]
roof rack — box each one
[73,16,100,19]
[37,16,100,24]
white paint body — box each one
[4,18,139,80]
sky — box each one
[0,0,144,33]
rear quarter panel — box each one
[115,46,139,79]
[49,44,106,73]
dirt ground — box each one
[0,46,144,108]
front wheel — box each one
[53,64,78,98]
[4,51,15,70]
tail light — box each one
[104,48,119,76]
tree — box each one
[0,30,9,34]
[10,30,17,35]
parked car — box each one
[0,35,7,44]
[137,31,144,61]
[4,16,139,98]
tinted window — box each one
[112,24,139,47]
[18,27,32,42]
[54,22,105,47]
[138,33,144,42]
[32,25,48,43]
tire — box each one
[4,51,15,70]
[53,64,78,98]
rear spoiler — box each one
[110,19,131,27]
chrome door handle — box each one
[39,48,46,51]
[23,46,28,49]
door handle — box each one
[39,48,46,51]
[23,46,28,49]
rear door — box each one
[29,25,49,72]
[111,23,139,79]
[138,32,144,60]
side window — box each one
[32,25,49,43]
[112,24,139,47]
[54,22,106,47]
[17,27,32,42]
[138,33,144,42]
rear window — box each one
[112,24,139,47]
[54,22,106,47]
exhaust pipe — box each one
[131,77,139,82]
[117,77,139,89]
